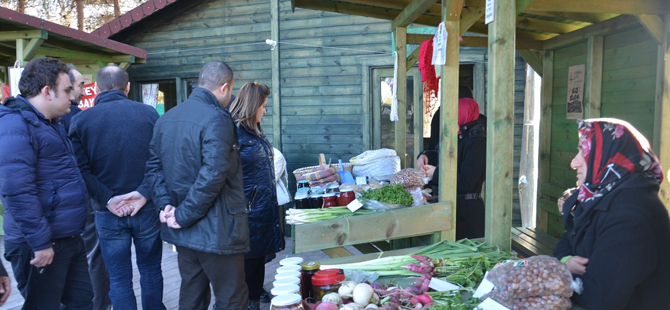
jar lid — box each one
[280,257,304,266]
[340,188,354,192]
[326,183,340,188]
[311,268,344,286]
[277,265,302,273]
[273,277,300,287]
[271,293,302,306]
[270,284,300,297]
[298,180,310,183]
[275,271,301,280]
[301,261,321,271]
[322,193,336,198]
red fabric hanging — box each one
[418,39,439,100]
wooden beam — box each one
[394,26,408,169]
[119,61,131,70]
[407,33,434,44]
[543,15,639,50]
[15,39,27,65]
[0,45,14,57]
[469,23,556,41]
[515,16,583,34]
[294,0,441,26]
[474,62,486,111]
[537,50,553,232]
[337,0,442,16]
[584,36,603,119]
[461,34,544,50]
[636,14,665,45]
[96,61,108,69]
[485,0,515,251]
[392,0,439,29]
[413,70,423,164]
[657,15,670,210]
[437,0,463,242]
[0,30,47,42]
[525,11,616,24]
[407,47,420,68]
[22,38,44,61]
[37,47,115,63]
[518,50,543,76]
[459,6,485,36]
[524,0,670,15]
[271,0,282,150]
[111,55,135,63]
[515,0,535,15]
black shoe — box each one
[248,300,261,310]
[259,289,272,303]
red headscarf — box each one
[458,98,480,134]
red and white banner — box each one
[78,83,97,110]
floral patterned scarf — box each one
[577,118,664,204]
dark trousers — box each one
[244,257,266,300]
[4,235,94,310]
[455,198,486,240]
[176,246,248,310]
[82,201,112,310]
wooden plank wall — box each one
[124,0,276,143]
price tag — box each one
[485,0,495,24]
[472,271,495,298]
[346,199,364,212]
[428,277,460,292]
[476,298,510,310]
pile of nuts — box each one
[391,168,426,190]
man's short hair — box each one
[66,63,78,84]
[198,61,233,91]
[18,57,70,99]
[96,66,129,92]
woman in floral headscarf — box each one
[553,118,670,310]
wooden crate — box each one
[291,201,453,254]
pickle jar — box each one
[300,261,320,301]
[271,294,304,310]
[311,269,344,301]
[337,188,356,207]
[322,193,338,208]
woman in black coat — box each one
[419,97,486,240]
[229,82,284,310]
[554,118,670,310]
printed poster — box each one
[566,64,585,120]
[78,83,98,110]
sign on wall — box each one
[566,64,585,120]
[78,83,98,110]
[485,0,495,24]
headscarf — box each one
[458,98,480,134]
[576,118,664,203]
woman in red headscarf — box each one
[554,118,670,310]
[420,96,486,240]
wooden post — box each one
[474,62,486,113]
[437,0,463,242]
[537,50,554,233]
[413,73,423,163]
[394,26,408,168]
[584,36,603,119]
[271,0,282,150]
[485,0,516,251]
[15,39,28,65]
[657,15,670,210]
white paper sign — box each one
[566,64,585,120]
[485,0,495,24]
[346,199,364,212]
[432,22,448,66]
[472,271,495,298]
[476,298,510,310]
[9,66,23,97]
[428,278,460,292]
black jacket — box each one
[554,174,670,310]
[145,87,249,255]
[69,90,158,210]
[237,124,283,258]
[60,101,82,133]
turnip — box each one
[315,301,339,310]
[370,293,379,304]
[352,283,374,306]
[322,292,342,306]
[365,304,379,309]
[339,303,364,310]
[338,281,358,299]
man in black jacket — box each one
[70,66,165,310]
[145,61,249,309]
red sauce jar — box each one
[337,188,356,207]
[322,193,337,208]
[300,261,320,302]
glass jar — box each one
[311,269,344,301]
[300,261,320,301]
[297,180,310,190]
[271,294,305,310]
[322,193,338,208]
[338,188,356,207]
[270,284,301,297]
[309,194,323,209]
[325,183,340,194]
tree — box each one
[76,0,84,31]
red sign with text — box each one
[78,83,97,110]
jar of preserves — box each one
[337,188,356,207]
[325,183,340,194]
[309,194,323,209]
[271,294,304,310]
[300,261,320,301]
[311,269,344,301]
[322,193,338,208]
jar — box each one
[275,271,301,280]
[271,294,304,310]
[297,180,310,190]
[277,265,302,274]
[325,183,340,194]
[273,277,300,288]
[338,188,356,207]
[309,194,323,209]
[270,284,301,297]
[300,261,320,301]
[311,269,344,301]
[280,257,304,266]
[294,193,308,209]
[322,193,338,208]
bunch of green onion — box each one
[285,207,373,225]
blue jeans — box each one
[96,206,165,310]
[4,235,93,310]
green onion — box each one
[285,207,373,224]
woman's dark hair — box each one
[458,85,473,99]
[229,82,270,136]
[19,57,70,99]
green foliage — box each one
[361,184,414,206]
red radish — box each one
[416,294,432,304]
[315,301,338,310]
[410,254,433,266]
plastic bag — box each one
[361,199,410,212]
[408,187,428,206]
[391,168,426,190]
[349,148,397,165]
[486,255,573,299]
[344,270,380,284]
[352,156,401,180]
[483,290,572,310]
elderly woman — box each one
[554,118,670,310]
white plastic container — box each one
[276,265,302,273]
[275,271,301,280]
[273,277,300,288]
[279,257,304,266]
[270,284,301,297]
[270,294,304,309]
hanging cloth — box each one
[418,39,439,100]
[432,22,448,66]
[390,51,399,122]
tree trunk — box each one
[17,0,26,13]
[113,0,120,18]
[76,0,84,31]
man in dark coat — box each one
[60,64,85,132]
[0,57,93,309]
[70,66,165,310]
[145,61,249,309]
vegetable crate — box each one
[291,201,454,254]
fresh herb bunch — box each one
[361,184,414,206]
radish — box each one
[315,301,339,310]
